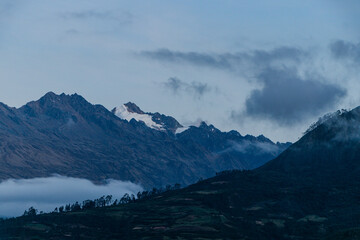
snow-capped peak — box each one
[113,104,165,131]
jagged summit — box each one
[17,92,109,123]
[256,134,273,143]
[39,92,81,101]
[124,102,144,114]
[22,92,89,109]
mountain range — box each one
[2,103,360,239]
[0,92,289,188]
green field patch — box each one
[24,223,51,232]
[168,225,218,233]
[211,181,228,185]
[193,190,220,195]
[298,215,327,223]
[244,206,263,211]
[261,218,285,228]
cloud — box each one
[303,109,348,136]
[143,47,347,125]
[190,82,211,97]
[235,68,346,125]
[65,28,80,35]
[0,175,143,217]
[319,108,360,142]
[225,140,282,156]
[141,49,233,70]
[62,10,133,24]
[163,77,212,99]
[330,40,360,63]
[164,77,183,93]
[140,46,306,73]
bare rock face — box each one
[124,102,144,114]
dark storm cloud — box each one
[144,46,346,125]
[330,40,360,63]
[237,68,347,125]
[163,77,212,99]
[141,46,305,72]
[249,47,305,65]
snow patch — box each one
[175,119,205,134]
[175,127,189,134]
[114,105,165,130]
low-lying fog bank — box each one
[0,175,143,217]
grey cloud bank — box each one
[141,47,305,73]
[225,140,282,156]
[143,46,346,125]
[0,176,142,217]
[330,40,360,63]
[243,68,347,125]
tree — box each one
[120,193,131,204]
[82,200,95,210]
[105,195,113,206]
[59,206,64,213]
[130,194,136,202]
[23,207,38,216]
[65,204,71,212]
[112,199,118,206]
[95,196,106,207]
[71,202,81,211]
[137,191,142,200]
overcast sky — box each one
[0,0,359,142]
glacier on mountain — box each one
[113,104,165,130]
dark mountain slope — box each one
[177,122,290,169]
[1,107,359,239]
[260,106,360,181]
[0,92,288,188]
[0,93,211,187]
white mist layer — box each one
[0,175,143,217]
